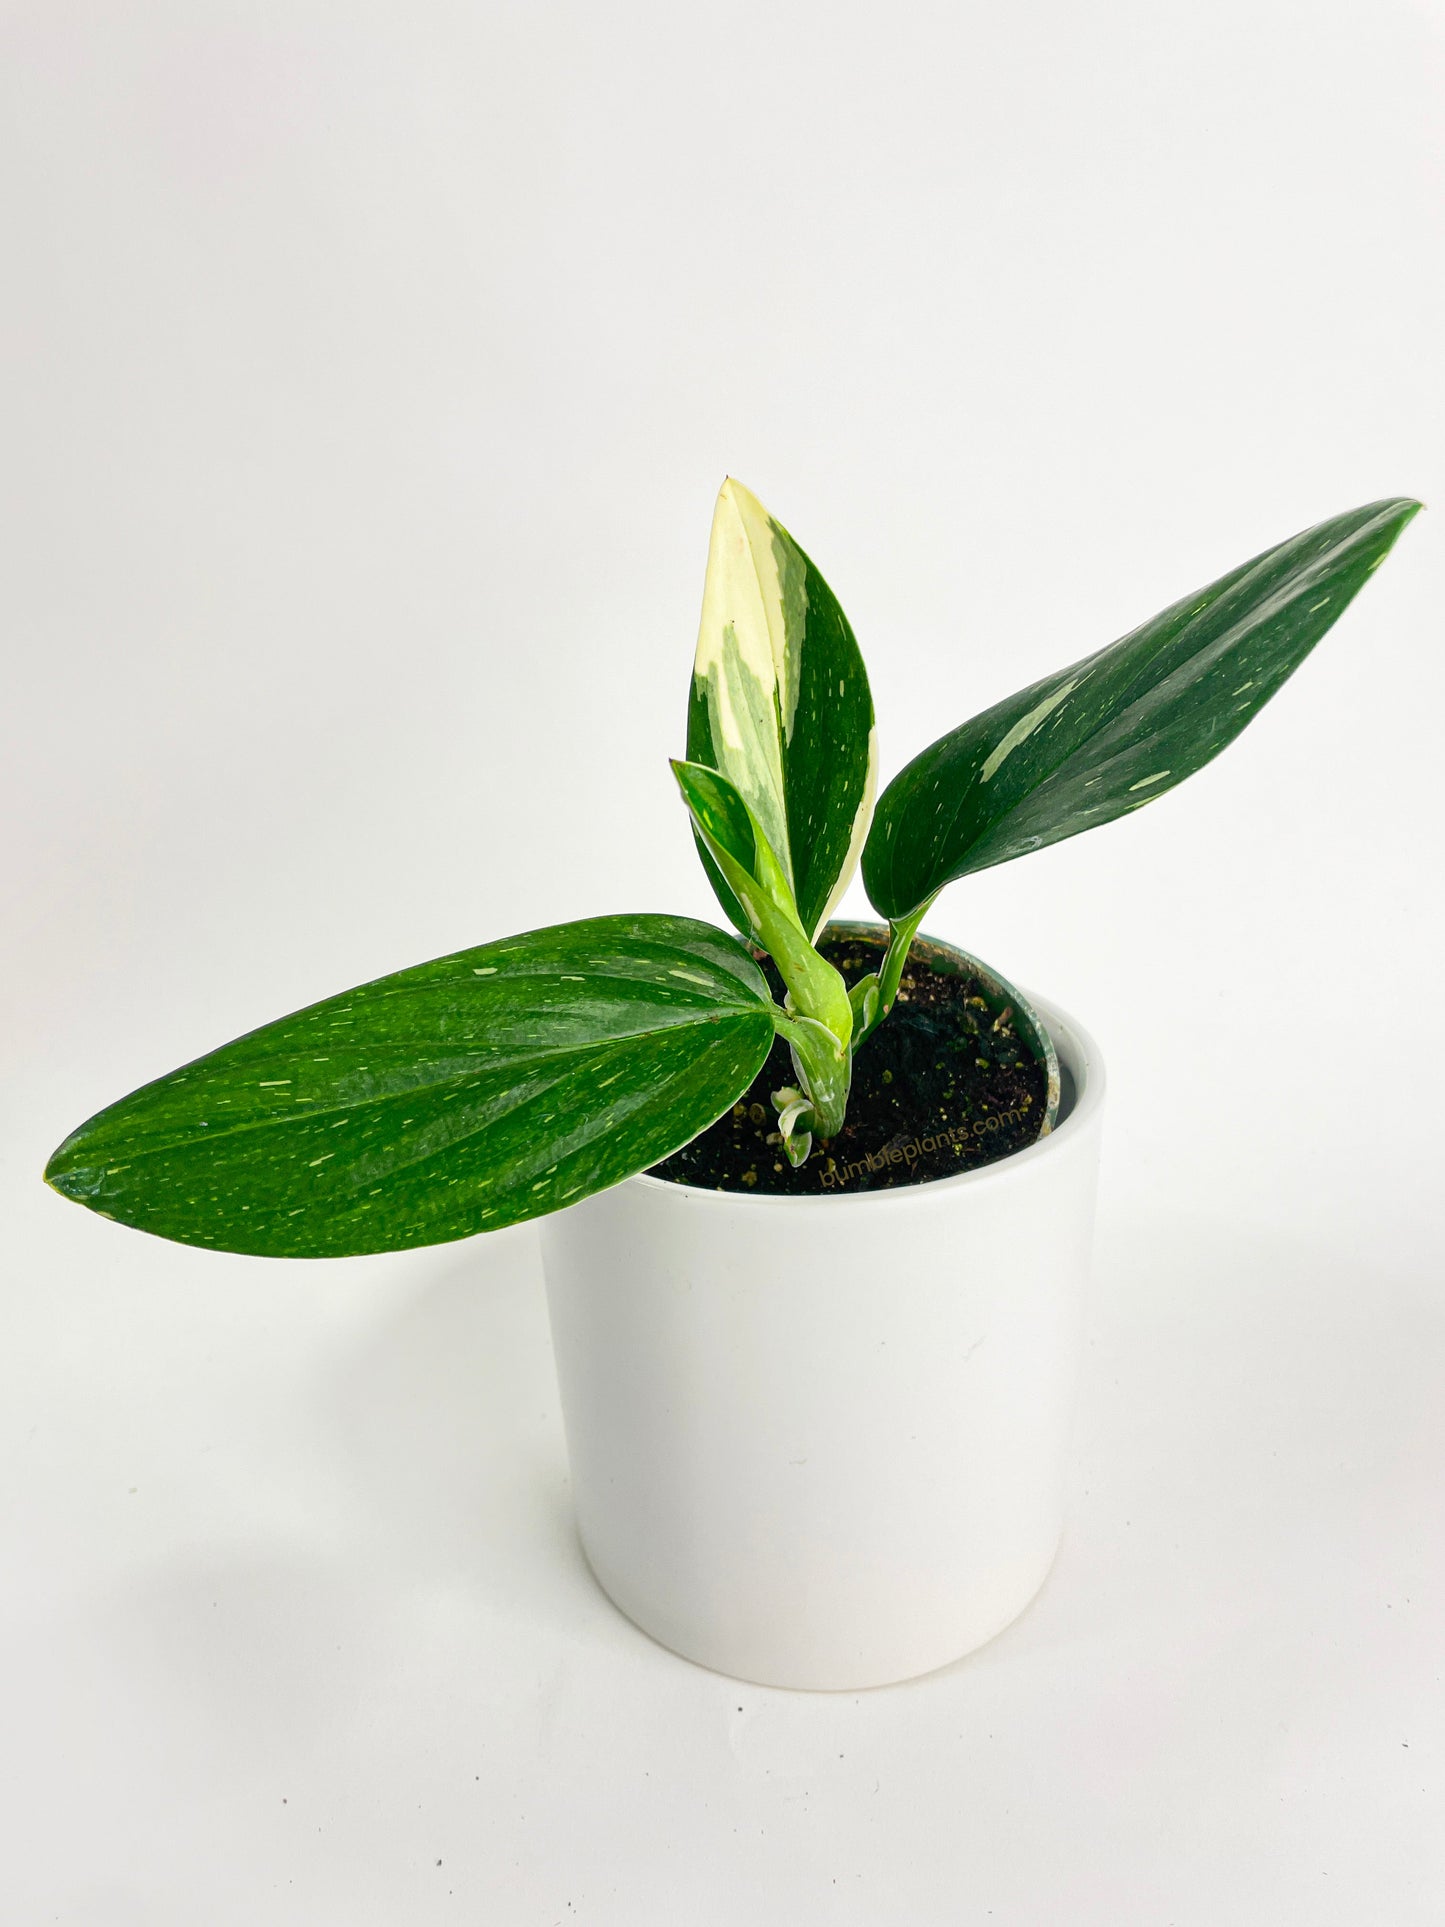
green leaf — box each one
[45,915,777,1258]
[687,478,877,938]
[864,498,1421,920]
[670,757,855,1058]
[669,758,768,897]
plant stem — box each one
[853,901,931,1050]
[777,1011,851,1138]
[762,915,854,1051]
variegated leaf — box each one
[669,758,854,1047]
[864,497,1421,920]
[45,915,777,1257]
[687,478,877,939]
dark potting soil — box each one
[649,930,1048,1196]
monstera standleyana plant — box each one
[45,481,1418,1256]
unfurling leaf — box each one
[688,478,876,938]
[670,757,854,1056]
[771,1086,814,1168]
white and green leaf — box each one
[688,478,877,939]
[669,758,854,1051]
[670,757,855,1139]
[864,497,1422,921]
[45,915,779,1257]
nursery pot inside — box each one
[538,926,1105,1691]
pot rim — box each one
[631,980,1104,1212]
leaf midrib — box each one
[57,1007,770,1164]
[905,508,1394,900]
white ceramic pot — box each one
[539,986,1104,1691]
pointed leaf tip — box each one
[43,914,777,1257]
[864,496,1422,919]
[687,483,876,938]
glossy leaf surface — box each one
[670,758,771,903]
[46,916,776,1257]
[671,755,854,1033]
[864,498,1421,919]
[687,478,877,938]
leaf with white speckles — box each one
[687,479,877,939]
[863,498,1422,919]
[45,916,778,1256]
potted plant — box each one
[46,480,1419,1689]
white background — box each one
[3,3,1443,1920]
